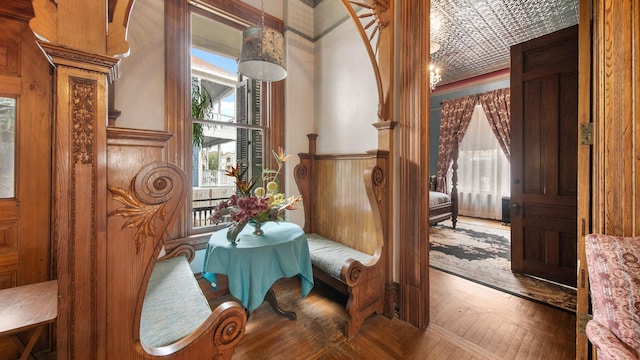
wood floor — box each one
[459,215,511,231]
[207,268,576,360]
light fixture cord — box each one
[260,0,265,28]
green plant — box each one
[191,83,212,147]
[208,153,219,171]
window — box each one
[165,1,285,240]
[0,97,16,199]
[190,12,266,231]
[456,104,510,219]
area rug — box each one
[429,219,577,312]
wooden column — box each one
[29,0,135,358]
[398,0,430,328]
[38,42,116,360]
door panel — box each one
[0,16,51,287]
[510,25,578,287]
[0,14,52,360]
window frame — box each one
[165,0,285,246]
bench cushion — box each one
[140,256,212,348]
[306,233,373,279]
[585,234,640,359]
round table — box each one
[202,221,314,318]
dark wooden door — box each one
[510,25,578,287]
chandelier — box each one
[429,64,442,90]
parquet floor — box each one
[207,267,576,360]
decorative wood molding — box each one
[107,0,135,58]
[367,165,386,209]
[62,71,102,358]
[30,0,134,62]
[37,41,119,76]
[108,184,166,253]
[29,0,57,43]
[0,0,34,21]
[190,0,283,32]
[160,243,196,262]
[106,127,174,147]
[70,77,97,164]
[340,0,394,122]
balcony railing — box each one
[200,169,236,188]
[192,197,229,228]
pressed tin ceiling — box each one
[430,0,579,85]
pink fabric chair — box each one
[585,234,640,360]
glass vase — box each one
[226,221,247,245]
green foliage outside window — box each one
[191,83,212,148]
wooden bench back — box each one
[105,129,185,358]
[105,129,247,359]
[295,135,389,257]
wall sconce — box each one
[238,0,287,82]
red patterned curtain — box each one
[478,88,511,161]
[436,94,478,193]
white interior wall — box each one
[314,0,350,37]
[283,1,315,227]
[314,15,378,153]
[242,0,283,20]
[114,0,165,130]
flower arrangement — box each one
[211,148,302,238]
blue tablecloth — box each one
[202,222,314,313]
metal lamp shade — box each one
[238,26,287,82]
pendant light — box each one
[238,0,287,82]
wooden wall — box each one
[576,0,640,358]
[0,11,52,360]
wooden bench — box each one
[294,134,390,338]
[138,244,247,358]
[106,161,247,359]
[0,280,57,360]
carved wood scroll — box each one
[109,162,186,254]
